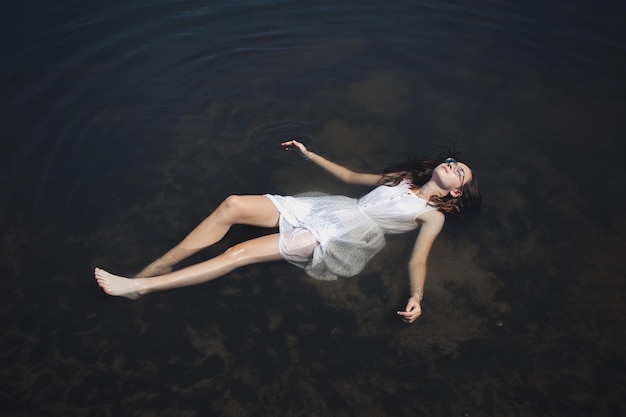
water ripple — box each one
[2,0,624,215]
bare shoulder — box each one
[416,209,445,229]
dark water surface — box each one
[2,0,626,416]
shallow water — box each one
[1,0,626,416]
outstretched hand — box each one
[282,139,308,155]
[396,296,422,323]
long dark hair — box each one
[379,148,481,217]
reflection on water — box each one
[1,0,625,416]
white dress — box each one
[265,180,438,280]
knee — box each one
[219,195,245,217]
[222,242,249,265]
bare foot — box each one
[134,261,173,278]
[95,267,145,300]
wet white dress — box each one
[265,180,438,280]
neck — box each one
[414,181,447,200]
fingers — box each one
[396,310,421,323]
[281,141,296,152]
[281,139,306,152]
[396,301,422,323]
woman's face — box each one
[433,159,473,192]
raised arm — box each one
[397,209,445,324]
[282,140,382,186]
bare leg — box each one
[96,234,282,299]
[135,195,280,277]
[133,246,196,278]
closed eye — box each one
[455,167,466,187]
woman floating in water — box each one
[95,140,480,323]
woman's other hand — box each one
[282,139,308,155]
[396,296,422,323]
